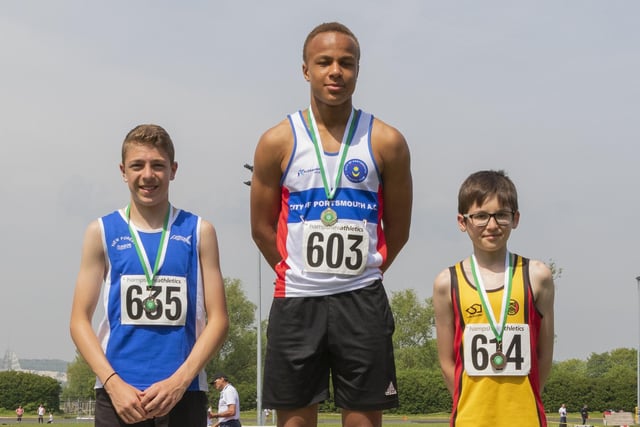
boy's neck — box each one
[309,99,354,129]
[128,201,171,230]
[471,247,509,270]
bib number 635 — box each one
[120,275,187,326]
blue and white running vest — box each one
[95,207,207,391]
[274,109,385,297]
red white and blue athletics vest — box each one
[274,109,386,297]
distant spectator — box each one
[38,404,45,424]
[16,405,24,423]
[47,412,54,424]
[210,373,241,427]
[559,403,567,427]
[581,405,589,424]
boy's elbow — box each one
[390,225,411,252]
[251,224,275,250]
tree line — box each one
[2,277,635,415]
[0,370,60,413]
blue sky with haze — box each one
[1,1,638,363]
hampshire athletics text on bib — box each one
[120,275,187,326]
[463,323,531,376]
[302,222,369,275]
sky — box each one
[0,1,638,364]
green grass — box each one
[1,411,614,426]
[0,412,450,426]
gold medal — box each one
[321,207,338,226]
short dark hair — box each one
[303,22,360,62]
[210,372,228,383]
[458,170,519,214]
[122,124,175,164]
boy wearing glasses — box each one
[433,170,554,427]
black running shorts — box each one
[262,280,399,411]
[95,389,207,427]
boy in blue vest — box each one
[71,124,229,426]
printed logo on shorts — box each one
[384,382,397,396]
[344,159,368,183]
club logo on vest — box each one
[508,299,519,316]
[111,235,133,251]
[297,167,321,177]
[170,234,192,245]
[466,300,519,318]
[465,303,483,316]
[343,159,368,183]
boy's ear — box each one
[511,210,521,229]
[457,214,467,232]
[302,63,310,81]
[170,161,178,180]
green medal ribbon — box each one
[470,252,513,345]
[306,107,361,201]
[125,203,171,291]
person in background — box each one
[37,404,45,424]
[210,373,241,427]
[559,403,567,427]
[581,405,589,425]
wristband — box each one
[103,372,118,386]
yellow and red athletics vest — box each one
[449,254,546,427]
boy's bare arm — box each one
[70,221,149,423]
[250,121,291,270]
[530,259,555,389]
[373,120,412,272]
[433,268,455,395]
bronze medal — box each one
[321,207,338,226]
[490,351,507,370]
[470,253,514,373]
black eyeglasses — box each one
[463,211,514,227]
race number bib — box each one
[463,324,531,376]
[120,275,187,326]
[302,222,369,275]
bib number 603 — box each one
[303,226,369,275]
